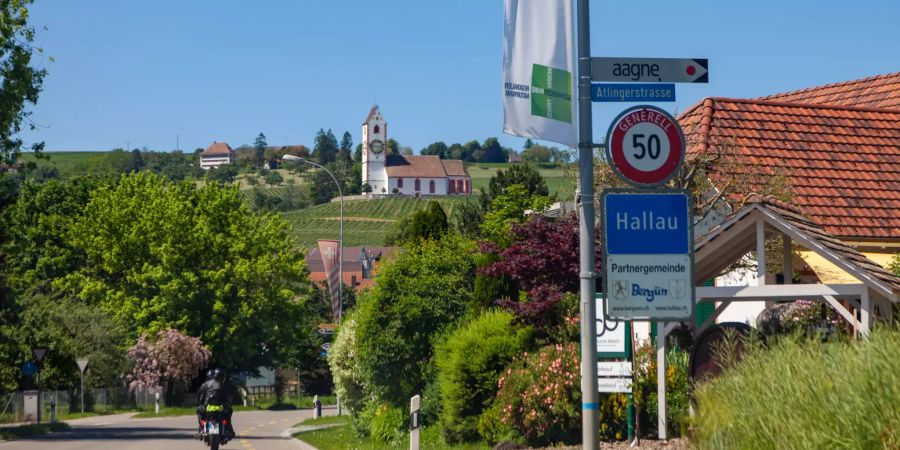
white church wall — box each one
[389,177,448,195]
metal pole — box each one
[80,372,84,414]
[576,0,598,448]
[37,369,42,423]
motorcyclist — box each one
[197,368,237,440]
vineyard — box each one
[465,163,575,201]
[281,196,474,247]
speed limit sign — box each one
[605,105,685,187]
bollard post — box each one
[313,395,321,419]
[155,392,160,415]
[50,399,56,424]
[409,395,421,450]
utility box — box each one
[23,390,38,422]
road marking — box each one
[241,439,249,444]
[269,421,276,425]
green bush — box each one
[370,403,406,445]
[327,314,367,416]
[632,343,691,438]
[435,310,533,443]
[354,234,477,407]
[691,328,900,449]
[492,342,581,447]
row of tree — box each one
[0,172,333,402]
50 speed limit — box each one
[606,105,685,187]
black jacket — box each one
[197,379,236,407]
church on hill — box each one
[361,106,472,196]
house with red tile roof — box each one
[199,141,235,170]
[679,72,900,326]
[306,246,398,293]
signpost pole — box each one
[626,322,635,442]
[576,0,599,448]
[76,358,88,414]
[657,321,667,440]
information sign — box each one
[605,105,685,188]
[598,377,632,394]
[603,190,694,320]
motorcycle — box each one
[199,404,230,449]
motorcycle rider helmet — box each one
[212,368,225,381]
[206,369,214,380]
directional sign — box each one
[592,83,675,102]
[22,361,37,377]
[602,190,694,320]
[598,377,632,394]
[591,57,708,83]
[320,343,332,352]
[598,361,632,377]
[606,105,685,188]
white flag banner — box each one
[502,0,577,149]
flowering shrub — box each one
[632,342,690,438]
[125,328,211,394]
[491,342,581,446]
[757,300,848,337]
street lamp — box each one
[282,154,344,325]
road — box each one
[2,407,331,450]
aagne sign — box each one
[603,190,694,320]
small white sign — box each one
[76,358,89,373]
[598,377,632,393]
[597,361,632,377]
[606,254,692,320]
[596,297,628,355]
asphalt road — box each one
[2,407,330,450]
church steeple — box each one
[362,105,387,194]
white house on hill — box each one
[199,142,235,170]
[361,105,472,196]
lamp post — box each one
[282,154,344,325]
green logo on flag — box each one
[531,64,572,123]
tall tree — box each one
[254,133,268,166]
[0,0,47,165]
[387,138,401,156]
[339,131,353,161]
[481,138,506,163]
[421,142,448,159]
[60,172,309,371]
[314,129,338,164]
[523,138,534,150]
[463,140,483,162]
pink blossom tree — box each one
[126,329,211,396]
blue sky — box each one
[23,0,900,153]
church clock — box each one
[370,140,384,154]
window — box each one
[397,177,404,188]
[374,125,380,134]
[414,178,421,191]
[429,180,435,194]
[456,179,463,193]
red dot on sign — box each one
[687,66,696,76]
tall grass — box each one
[691,328,900,449]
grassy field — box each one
[464,163,575,201]
[18,151,107,176]
[295,419,489,450]
[281,196,474,247]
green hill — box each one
[19,151,107,175]
[464,163,575,201]
[281,196,473,247]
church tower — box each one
[361,105,387,194]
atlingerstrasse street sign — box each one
[591,83,675,102]
[591,57,708,83]
[605,105,685,188]
[603,190,694,320]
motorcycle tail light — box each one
[222,419,229,424]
